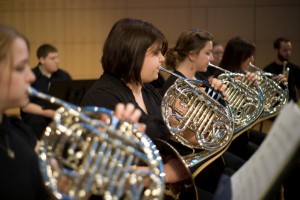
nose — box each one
[210,53,214,61]
[26,66,36,84]
[159,52,165,62]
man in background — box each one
[21,44,72,139]
[264,37,300,102]
[264,37,300,200]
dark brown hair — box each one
[101,18,168,84]
[165,29,213,70]
[219,36,255,73]
[273,37,290,49]
[36,43,57,59]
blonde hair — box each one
[0,24,29,95]
[165,29,213,70]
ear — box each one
[39,57,45,65]
[188,51,197,62]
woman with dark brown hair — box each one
[219,36,256,73]
[215,36,266,161]
[81,18,218,199]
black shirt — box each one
[20,65,72,139]
[80,72,170,141]
[28,65,72,109]
[0,115,48,199]
[264,61,300,101]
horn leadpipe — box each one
[249,62,261,71]
[208,62,231,74]
[159,66,196,88]
[159,66,225,101]
[27,86,103,127]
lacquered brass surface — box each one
[28,87,165,200]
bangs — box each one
[157,37,168,55]
[148,40,167,55]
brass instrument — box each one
[27,87,165,200]
[282,61,290,81]
[157,66,234,199]
[208,63,264,138]
[248,63,289,121]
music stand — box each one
[45,79,97,109]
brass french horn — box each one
[208,63,265,138]
[156,66,234,199]
[27,87,165,200]
[248,62,289,122]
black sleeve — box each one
[60,69,72,80]
[292,65,300,88]
[81,90,120,111]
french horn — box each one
[208,63,265,138]
[248,62,289,121]
[27,87,165,200]
[157,66,234,199]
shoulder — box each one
[90,73,127,92]
[263,61,279,73]
[32,65,41,77]
[53,69,72,79]
[4,116,37,148]
[263,61,276,69]
[289,62,300,70]
[80,73,130,109]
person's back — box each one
[20,44,72,139]
[264,37,300,102]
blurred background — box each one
[1,0,299,80]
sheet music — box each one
[231,102,300,200]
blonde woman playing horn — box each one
[161,29,247,196]
[0,24,144,200]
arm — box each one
[21,102,55,118]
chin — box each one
[201,67,208,72]
[20,98,30,107]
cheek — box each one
[140,67,150,82]
[199,56,208,64]
[11,77,28,99]
[242,62,249,70]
